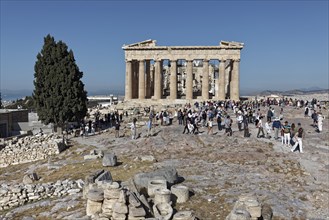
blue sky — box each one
[1,0,328,96]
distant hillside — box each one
[258,89,329,97]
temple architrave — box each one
[122,40,244,102]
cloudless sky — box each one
[1,0,328,96]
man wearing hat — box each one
[272,117,282,140]
[291,123,304,153]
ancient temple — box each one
[122,40,244,101]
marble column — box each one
[202,59,209,100]
[218,59,226,100]
[154,60,162,99]
[138,60,145,99]
[132,61,139,99]
[145,60,151,98]
[186,60,193,100]
[231,59,240,101]
[170,60,177,100]
[125,60,132,100]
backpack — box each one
[283,126,290,133]
[255,119,259,126]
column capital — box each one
[220,59,226,62]
[125,59,132,62]
[186,59,193,63]
[233,58,241,62]
[203,59,209,63]
[139,59,145,63]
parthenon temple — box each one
[123,40,244,101]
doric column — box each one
[170,60,177,100]
[231,59,240,101]
[138,60,145,99]
[132,61,139,99]
[125,60,132,100]
[202,59,209,100]
[218,59,226,100]
[154,59,162,99]
[186,60,193,100]
[145,60,151,98]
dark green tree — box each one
[0,92,2,109]
[33,34,87,130]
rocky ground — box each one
[0,102,328,220]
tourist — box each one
[243,114,250,137]
[267,107,273,122]
[177,109,183,125]
[237,111,243,131]
[311,110,318,127]
[192,117,200,134]
[163,110,168,126]
[207,118,213,135]
[272,117,282,140]
[147,118,152,137]
[188,120,194,134]
[264,119,271,139]
[304,106,309,117]
[182,119,191,134]
[114,121,120,138]
[291,122,304,153]
[224,115,233,136]
[282,121,291,146]
[279,108,284,120]
[131,118,137,140]
[84,124,89,136]
[216,111,222,131]
[256,116,265,138]
[317,112,324,132]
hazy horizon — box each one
[1,86,327,101]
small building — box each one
[0,109,29,138]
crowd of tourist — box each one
[75,97,326,154]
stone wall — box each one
[0,134,67,167]
[0,180,81,211]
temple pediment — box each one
[220,41,244,47]
[122,39,157,48]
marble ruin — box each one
[123,40,244,102]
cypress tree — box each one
[33,34,87,130]
[0,92,2,109]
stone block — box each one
[68,189,81,194]
[128,192,141,207]
[87,188,104,202]
[86,199,102,216]
[84,155,99,160]
[95,171,113,185]
[154,188,171,204]
[102,198,117,210]
[173,211,195,220]
[134,166,178,190]
[153,202,173,220]
[171,185,189,204]
[23,175,33,184]
[112,202,128,214]
[112,211,126,220]
[226,209,251,220]
[103,153,117,167]
[104,187,121,200]
[147,179,167,197]
[247,206,261,218]
[128,205,146,217]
